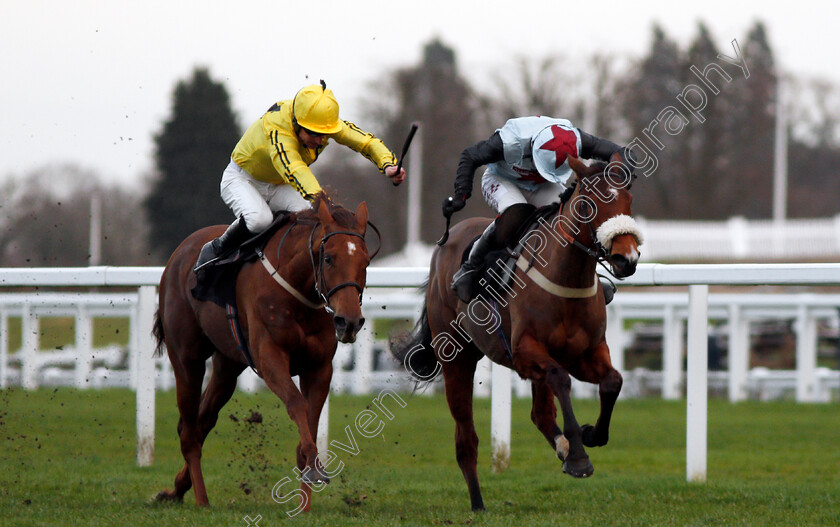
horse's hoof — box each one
[562,457,594,478]
[301,466,331,485]
[153,490,183,503]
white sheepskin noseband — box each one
[595,214,644,250]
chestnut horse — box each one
[153,196,371,510]
[393,155,643,510]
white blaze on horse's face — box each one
[347,241,357,255]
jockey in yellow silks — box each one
[195,80,405,272]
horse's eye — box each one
[324,255,333,266]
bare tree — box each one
[353,38,486,253]
[0,164,152,266]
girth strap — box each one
[226,304,258,375]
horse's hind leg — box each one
[157,350,212,505]
[197,353,247,440]
[574,342,622,448]
[442,349,485,511]
[530,380,568,461]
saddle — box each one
[191,211,294,308]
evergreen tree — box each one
[144,67,241,261]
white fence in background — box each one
[0,264,839,481]
[636,215,840,261]
[381,217,840,267]
[4,290,838,402]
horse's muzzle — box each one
[334,315,365,343]
[608,253,638,278]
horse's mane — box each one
[296,194,359,229]
[581,160,635,191]
[589,160,609,173]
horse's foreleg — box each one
[299,363,332,464]
[514,334,592,478]
[296,362,334,513]
[442,355,485,512]
[575,342,623,448]
[258,348,321,497]
[546,364,594,477]
[530,380,567,460]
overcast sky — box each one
[2,0,836,190]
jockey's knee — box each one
[242,210,274,233]
[495,202,536,242]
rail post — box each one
[135,285,156,466]
[686,285,709,482]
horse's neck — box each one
[540,207,597,289]
[274,223,319,290]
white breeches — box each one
[219,159,310,233]
[480,170,567,213]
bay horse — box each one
[153,196,371,511]
[393,154,643,510]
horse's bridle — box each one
[558,195,608,258]
[308,225,368,314]
[263,216,380,314]
[556,183,623,280]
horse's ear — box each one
[568,156,588,178]
[355,201,369,233]
[317,198,333,226]
[607,151,626,178]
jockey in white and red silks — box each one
[444,116,637,303]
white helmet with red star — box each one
[532,124,581,185]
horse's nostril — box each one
[333,316,346,330]
[610,254,628,268]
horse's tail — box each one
[390,281,441,382]
[152,308,166,357]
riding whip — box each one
[392,122,419,186]
[436,198,453,246]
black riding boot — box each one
[451,222,497,303]
[193,217,253,272]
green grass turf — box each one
[1,387,838,526]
